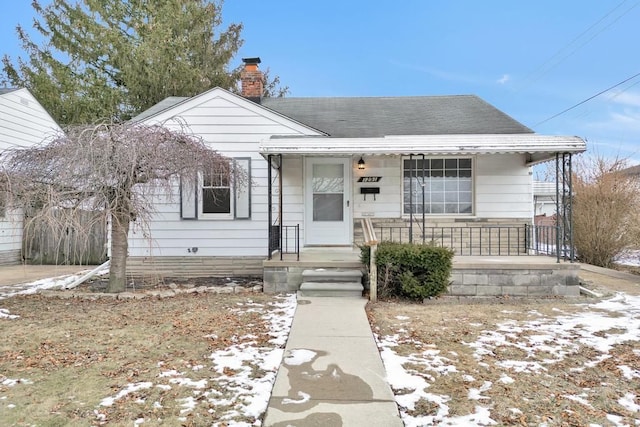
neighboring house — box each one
[622,164,640,176]
[128,58,586,290]
[533,181,558,217]
[0,88,63,265]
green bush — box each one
[360,242,454,300]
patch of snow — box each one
[0,267,109,300]
[396,315,410,320]
[440,406,497,426]
[0,308,19,319]
[499,374,515,384]
[178,396,197,414]
[615,249,640,267]
[168,378,207,389]
[282,391,311,405]
[99,382,152,407]
[618,393,640,412]
[563,394,594,408]
[2,378,32,387]
[619,365,640,380]
[284,349,317,366]
[468,381,492,400]
[204,293,296,423]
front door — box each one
[305,157,351,245]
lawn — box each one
[0,291,296,426]
[1,272,639,426]
[367,293,640,426]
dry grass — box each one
[367,295,640,426]
[0,292,278,426]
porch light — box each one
[357,157,365,170]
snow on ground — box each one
[376,293,640,427]
[0,267,109,300]
[94,294,297,426]
[616,249,640,267]
[0,268,109,319]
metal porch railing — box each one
[373,224,571,260]
[268,224,300,260]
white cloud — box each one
[609,91,640,107]
[497,74,510,84]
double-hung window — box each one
[202,169,232,217]
[180,157,251,220]
[403,157,473,215]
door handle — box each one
[347,200,350,207]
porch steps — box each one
[298,268,364,297]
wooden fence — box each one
[23,209,108,265]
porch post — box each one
[555,153,560,263]
[409,154,413,243]
[278,154,283,261]
[267,154,273,259]
[566,153,574,262]
[422,154,426,244]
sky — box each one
[1,1,639,165]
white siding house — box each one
[125,58,586,281]
[0,88,63,265]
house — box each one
[0,88,63,265]
[129,58,586,296]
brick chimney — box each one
[241,57,263,104]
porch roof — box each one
[259,134,586,166]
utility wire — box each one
[535,71,640,127]
[519,0,640,91]
[521,1,626,86]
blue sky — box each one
[1,1,639,164]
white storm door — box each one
[305,157,351,245]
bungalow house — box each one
[129,58,585,296]
[0,88,63,265]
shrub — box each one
[572,156,640,268]
[360,242,454,300]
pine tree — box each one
[2,0,245,125]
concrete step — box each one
[302,268,363,283]
[298,281,364,298]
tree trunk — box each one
[107,212,130,293]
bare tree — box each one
[573,155,640,268]
[0,122,238,292]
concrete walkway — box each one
[264,296,402,427]
[0,265,94,286]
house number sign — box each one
[358,176,382,182]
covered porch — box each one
[259,134,585,297]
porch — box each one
[262,247,580,297]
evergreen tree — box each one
[2,0,247,125]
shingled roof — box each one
[261,95,533,137]
[133,92,533,137]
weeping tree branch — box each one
[0,121,243,292]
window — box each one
[202,169,231,215]
[180,157,251,220]
[403,157,473,214]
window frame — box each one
[200,167,233,219]
[402,155,474,216]
[180,157,251,221]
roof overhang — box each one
[259,134,586,166]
